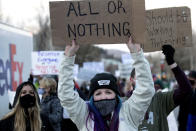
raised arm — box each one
[122,37,155,128]
[162,45,192,106]
[58,40,88,128]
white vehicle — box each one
[0,22,33,119]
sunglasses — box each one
[189,79,195,85]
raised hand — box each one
[64,40,79,57]
[162,45,175,65]
[126,36,141,53]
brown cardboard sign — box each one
[49,0,145,46]
[144,7,192,52]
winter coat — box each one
[58,50,155,131]
[0,115,15,131]
[0,114,31,131]
[40,93,63,131]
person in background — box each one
[80,81,90,100]
[0,81,42,131]
[138,45,192,131]
[123,68,136,98]
[28,72,43,90]
[161,73,170,89]
[178,70,196,131]
[73,79,87,100]
[124,69,163,99]
[39,77,63,131]
[186,82,196,131]
[118,78,126,97]
[154,78,164,92]
[58,36,155,131]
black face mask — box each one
[94,99,117,116]
[20,94,36,109]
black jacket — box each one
[0,114,31,131]
[0,115,15,131]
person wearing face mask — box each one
[0,81,42,131]
[58,36,155,131]
[39,77,63,131]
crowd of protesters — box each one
[0,37,196,131]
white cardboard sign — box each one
[31,51,64,75]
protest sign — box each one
[119,63,132,78]
[73,64,79,78]
[77,68,98,82]
[31,51,64,75]
[83,62,104,72]
[77,61,104,81]
[49,0,145,46]
[144,7,192,52]
[121,53,133,64]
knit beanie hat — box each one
[89,73,120,97]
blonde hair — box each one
[1,84,42,131]
[39,77,57,94]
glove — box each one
[162,45,175,65]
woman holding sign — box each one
[58,36,155,131]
